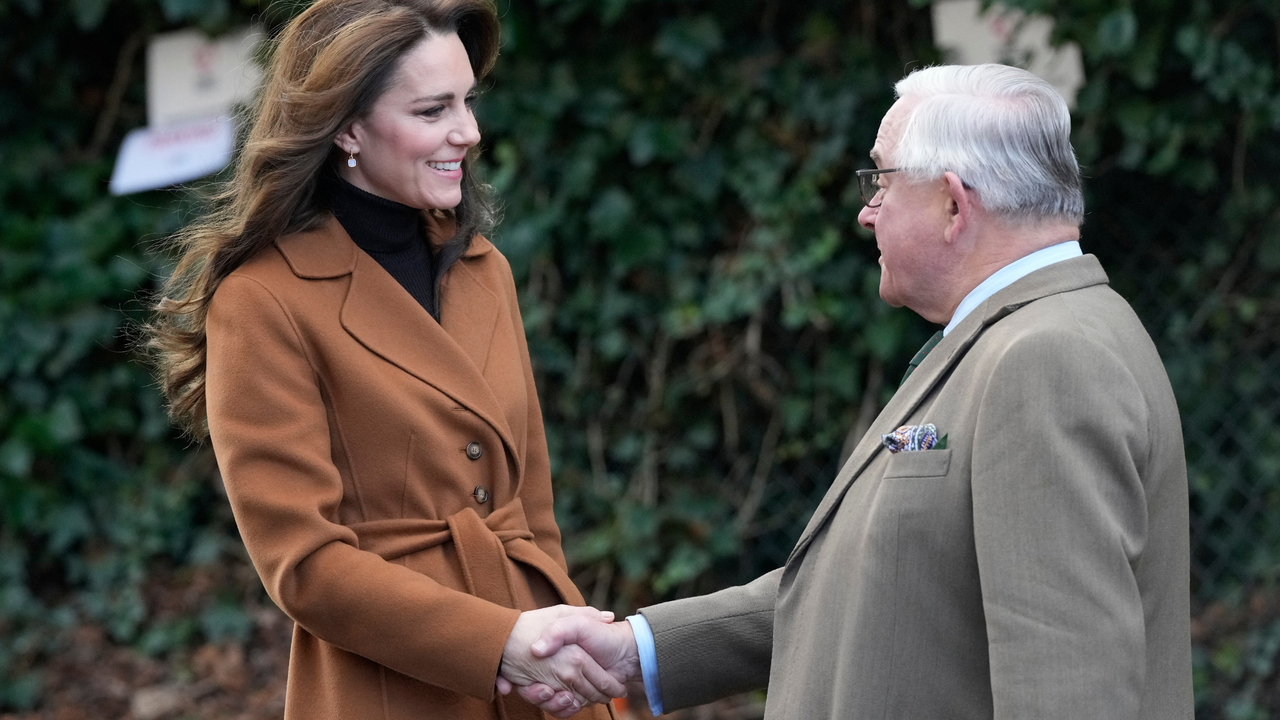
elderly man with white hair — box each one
[498,63,1193,720]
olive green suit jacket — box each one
[639,255,1192,719]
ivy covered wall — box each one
[1,0,1277,716]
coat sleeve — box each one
[970,325,1151,719]
[497,258,568,571]
[638,567,779,710]
[205,274,520,701]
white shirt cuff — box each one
[625,614,664,716]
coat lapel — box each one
[786,255,1111,565]
[438,255,500,379]
[276,216,520,470]
[424,211,504,378]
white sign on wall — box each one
[111,26,262,195]
[932,0,1085,108]
[109,117,237,196]
[147,26,263,128]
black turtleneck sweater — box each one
[323,174,440,319]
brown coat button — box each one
[472,485,490,504]
[465,442,483,460]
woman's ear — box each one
[942,171,970,245]
[334,121,361,155]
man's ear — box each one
[942,171,971,244]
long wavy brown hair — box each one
[146,0,500,437]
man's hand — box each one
[497,606,624,716]
[511,615,642,716]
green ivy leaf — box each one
[587,187,634,239]
[0,438,34,478]
[159,0,215,23]
[70,0,110,31]
[653,16,723,70]
[1095,9,1137,57]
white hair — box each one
[892,63,1084,226]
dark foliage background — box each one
[0,0,1277,717]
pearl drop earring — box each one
[347,151,357,168]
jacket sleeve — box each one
[496,255,569,572]
[638,567,779,710]
[971,326,1150,719]
[205,273,520,701]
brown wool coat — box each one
[205,215,609,720]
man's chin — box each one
[877,283,904,308]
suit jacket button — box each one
[466,442,483,460]
[472,485,490,504]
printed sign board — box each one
[110,27,261,194]
[147,26,263,128]
[109,117,236,196]
[932,0,1085,107]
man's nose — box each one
[858,204,876,231]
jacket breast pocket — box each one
[883,448,952,479]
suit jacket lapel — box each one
[787,255,1110,565]
[785,325,969,564]
[276,216,520,470]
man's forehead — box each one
[869,121,896,166]
[870,97,919,164]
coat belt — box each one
[348,499,557,720]
[350,499,550,717]
[350,499,536,609]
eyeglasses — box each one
[856,168,898,208]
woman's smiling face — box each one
[335,31,480,210]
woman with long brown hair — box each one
[146,1,623,717]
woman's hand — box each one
[511,615,642,717]
[496,605,622,716]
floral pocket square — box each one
[881,423,948,453]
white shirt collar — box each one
[942,241,1082,336]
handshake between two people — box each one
[498,605,643,718]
